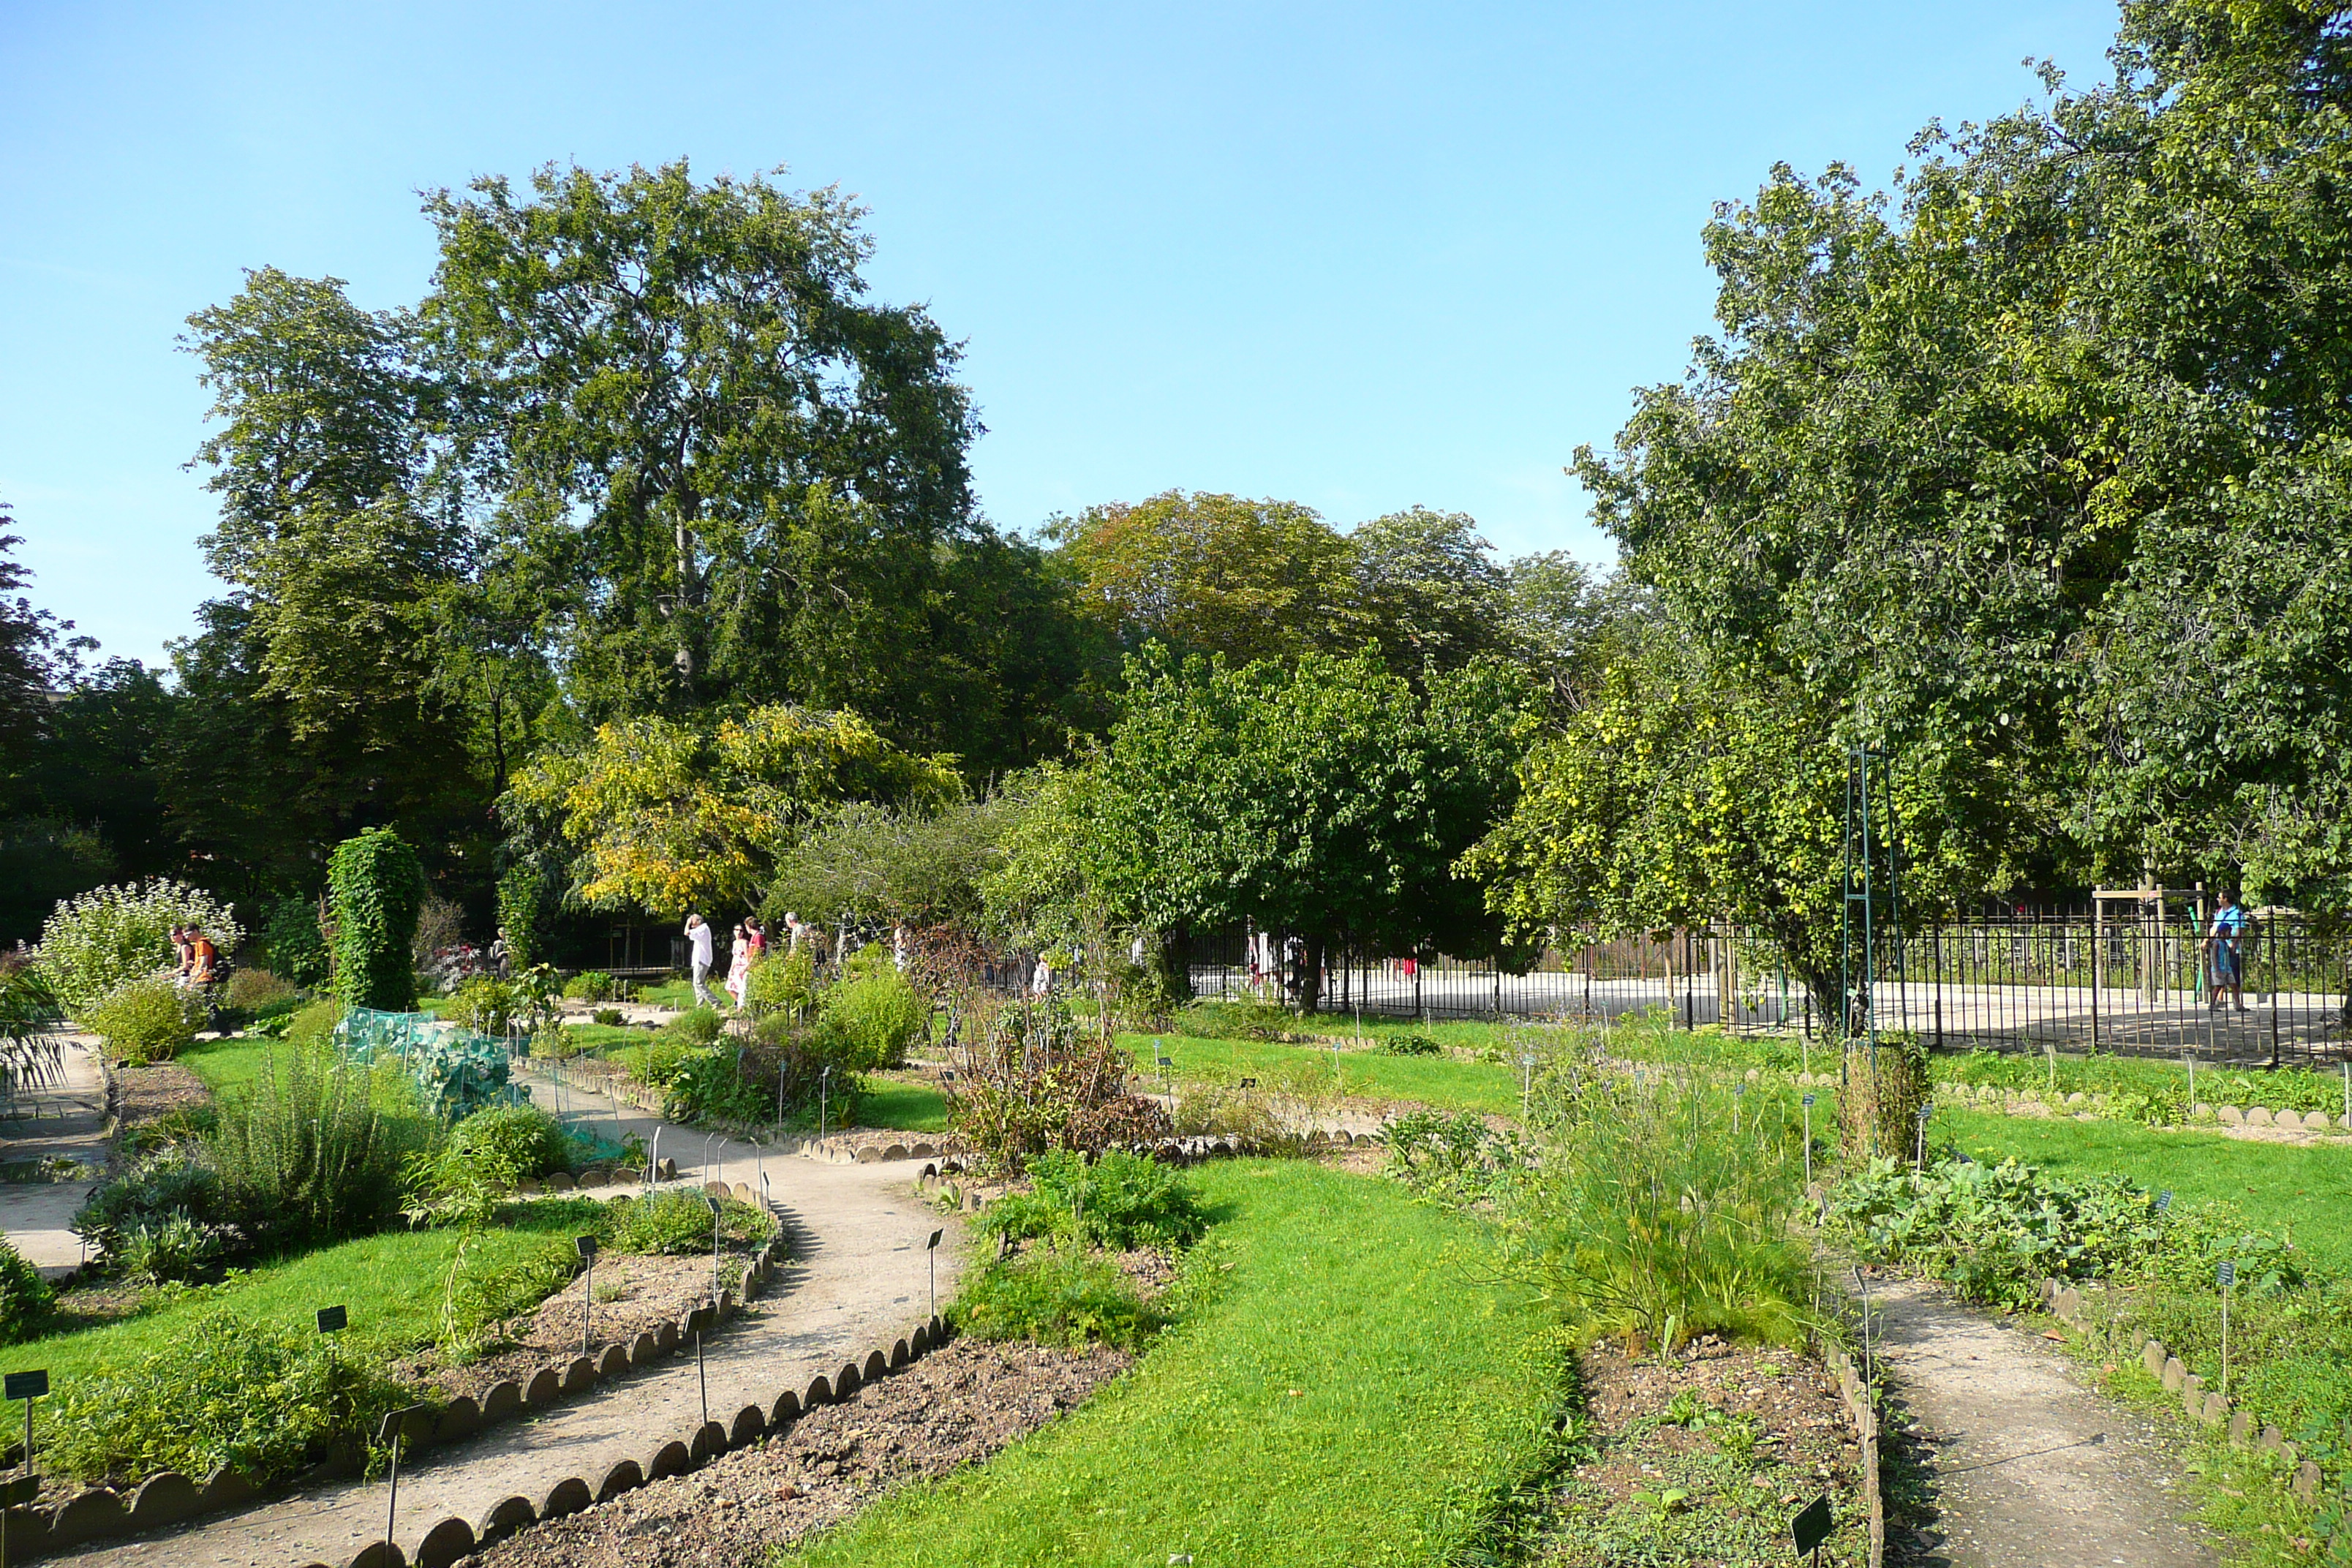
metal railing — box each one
[1183,917,2352,1064]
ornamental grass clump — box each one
[1502,1071,1814,1353]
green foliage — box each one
[118,1213,228,1287]
[562,970,620,1001]
[1830,1156,2303,1311]
[83,976,203,1065]
[662,1045,772,1125]
[261,897,331,990]
[815,945,925,1068]
[75,1147,227,1273]
[222,967,298,1011]
[946,1003,1170,1175]
[207,1042,430,1250]
[36,878,244,1018]
[45,1308,413,1485]
[744,943,816,1017]
[327,828,425,1012]
[978,1149,1207,1251]
[1501,1074,1814,1352]
[951,1243,1157,1349]
[1377,1030,1441,1056]
[668,1006,725,1047]
[1385,1109,1529,1207]
[449,1104,569,1178]
[449,976,523,1036]
[767,797,1015,932]
[607,1190,774,1256]
[496,859,552,969]
[0,1237,52,1343]
[1000,649,1542,1010]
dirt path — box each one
[48,1072,966,1568]
[1869,1277,2215,1568]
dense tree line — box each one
[15,0,2352,995]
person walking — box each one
[685,913,717,1006]
[744,917,769,957]
[725,922,752,1009]
[2208,889,2251,1012]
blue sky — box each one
[1,0,2120,669]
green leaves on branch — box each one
[328,829,426,1013]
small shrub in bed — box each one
[815,945,926,1068]
[83,976,203,1065]
[450,1104,570,1178]
[562,970,620,1002]
[1377,1031,1441,1056]
[46,1308,413,1486]
[951,1245,1156,1349]
[74,1147,230,1274]
[222,968,298,1011]
[0,1237,52,1343]
[608,1190,776,1256]
[980,1149,1206,1251]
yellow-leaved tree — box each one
[506,706,962,916]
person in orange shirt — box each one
[186,926,220,987]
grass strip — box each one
[781,1159,1564,1567]
[176,1034,273,1096]
[1939,1107,2352,1276]
[14,1206,596,1398]
[1121,1031,1523,1117]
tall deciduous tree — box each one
[423,161,987,737]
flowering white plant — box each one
[36,881,245,1018]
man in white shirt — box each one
[685,913,717,1006]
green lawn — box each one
[178,1034,272,1096]
[19,1204,601,1397]
[1122,1030,1525,1117]
[783,1160,1564,1567]
[856,1081,949,1133]
[1940,1107,2352,1276]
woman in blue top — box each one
[2207,891,2250,1013]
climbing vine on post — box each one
[496,859,551,969]
[328,828,426,1011]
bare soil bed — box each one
[1527,1338,1869,1566]
[469,1336,1128,1568]
[110,1060,213,1137]
[391,1252,755,1402]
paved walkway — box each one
[1871,1277,2215,1568]
[0,1035,108,1278]
[50,1068,965,1568]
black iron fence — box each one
[1185,916,2352,1064]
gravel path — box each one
[1871,1277,2217,1568]
[48,1070,967,1568]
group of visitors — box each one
[169,923,220,990]
[684,911,823,1009]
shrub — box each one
[119,1212,228,1285]
[449,1104,570,1178]
[37,879,245,1018]
[1378,1031,1441,1056]
[816,946,926,1068]
[952,1245,1156,1349]
[608,1190,775,1255]
[562,970,620,1001]
[223,968,298,1010]
[668,1006,725,1047]
[83,976,204,1065]
[1386,1109,1528,1205]
[0,1238,52,1343]
[74,1147,230,1273]
[980,1149,1207,1251]
[946,1000,1172,1175]
[328,828,426,1012]
[450,976,523,1036]
[46,1308,413,1485]
[663,1046,772,1125]
[261,896,331,990]
[1175,999,1303,1042]
[745,943,818,1017]
[592,1007,625,1027]
[496,859,552,969]
[208,1043,428,1250]
[1169,1082,1294,1152]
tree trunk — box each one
[1300,933,1327,1014]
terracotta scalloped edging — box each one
[6,1188,791,1561]
[2046,1278,2324,1509]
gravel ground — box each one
[469,1337,1129,1568]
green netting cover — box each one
[337,1007,521,1120]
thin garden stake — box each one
[1802,1094,1815,1190]
[2219,1259,2236,1396]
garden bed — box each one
[469,1335,1128,1568]
[1529,1339,1870,1566]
